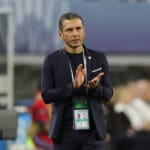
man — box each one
[41,12,113,150]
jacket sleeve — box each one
[88,53,113,102]
[41,54,73,104]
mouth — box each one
[71,39,80,43]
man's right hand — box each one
[73,64,86,90]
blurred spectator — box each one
[27,90,53,150]
[108,79,150,150]
[106,85,133,150]
[108,82,136,135]
[128,79,150,150]
[115,79,150,131]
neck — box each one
[65,45,83,54]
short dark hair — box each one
[59,12,84,31]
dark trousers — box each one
[53,129,106,150]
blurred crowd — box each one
[105,78,150,150]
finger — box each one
[93,80,97,84]
[76,64,83,71]
[75,64,82,76]
[90,78,97,85]
[82,68,86,75]
[97,72,104,79]
[88,81,94,87]
[89,79,99,88]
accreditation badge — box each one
[73,98,90,130]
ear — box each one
[58,30,63,40]
[83,27,86,38]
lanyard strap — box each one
[68,50,88,93]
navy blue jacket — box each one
[41,46,113,139]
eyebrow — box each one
[65,26,82,31]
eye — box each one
[77,27,81,29]
[76,27,82,31]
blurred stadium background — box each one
[0,0,150,149]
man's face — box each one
[59,18,85,49]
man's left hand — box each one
[85,72,104,90]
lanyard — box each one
[68,49,88,93]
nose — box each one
[72,29,78,36]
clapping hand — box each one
[73,64,86,89]
[85,72,104,90]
